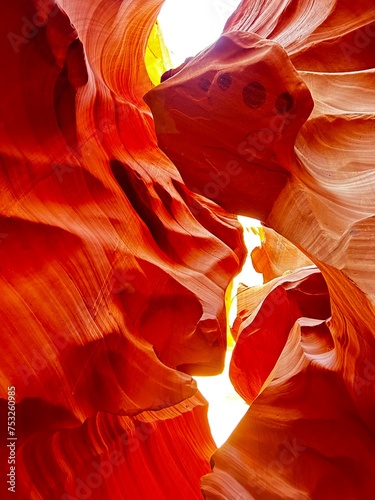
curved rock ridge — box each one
[231,266,332,403]
[2,0,375,498]
[202,365,375,499]
[224,0,375,71]
[5,393,215,499]
[145,30,314,221]
[0,0,246,498]
[203,256,375,499]
[145,0,375,498]
[251,227,313,282]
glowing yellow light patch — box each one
[145,21,172,86]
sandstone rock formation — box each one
[147,0,375,498]
[1,1,244,497]
[1,0,375,498]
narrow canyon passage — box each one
[1,1,375,499]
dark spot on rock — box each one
[242,81,266,108]
[217,73,232,90]
[275,92,294,114]
[160,69,173,83]
[199,77,211,92]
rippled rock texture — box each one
[0,0,245,498]
[1,0,375,498]
[147,0,375,498]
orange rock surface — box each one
[0,0,244,498]
[147,0,375,498]
[1,0,375,499]
[251,227,313,283]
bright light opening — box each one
[158,1,262,448]
[195,217,262,447]
[158,0,241,66]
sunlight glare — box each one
[158,2,263,449]
[158,0,241,66]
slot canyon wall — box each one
[1,0,374,498]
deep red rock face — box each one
[147,0,375,498]
[0,0,245,498]
[1,0,375,499]
[145,32,314,220]
[250,227,313,283]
